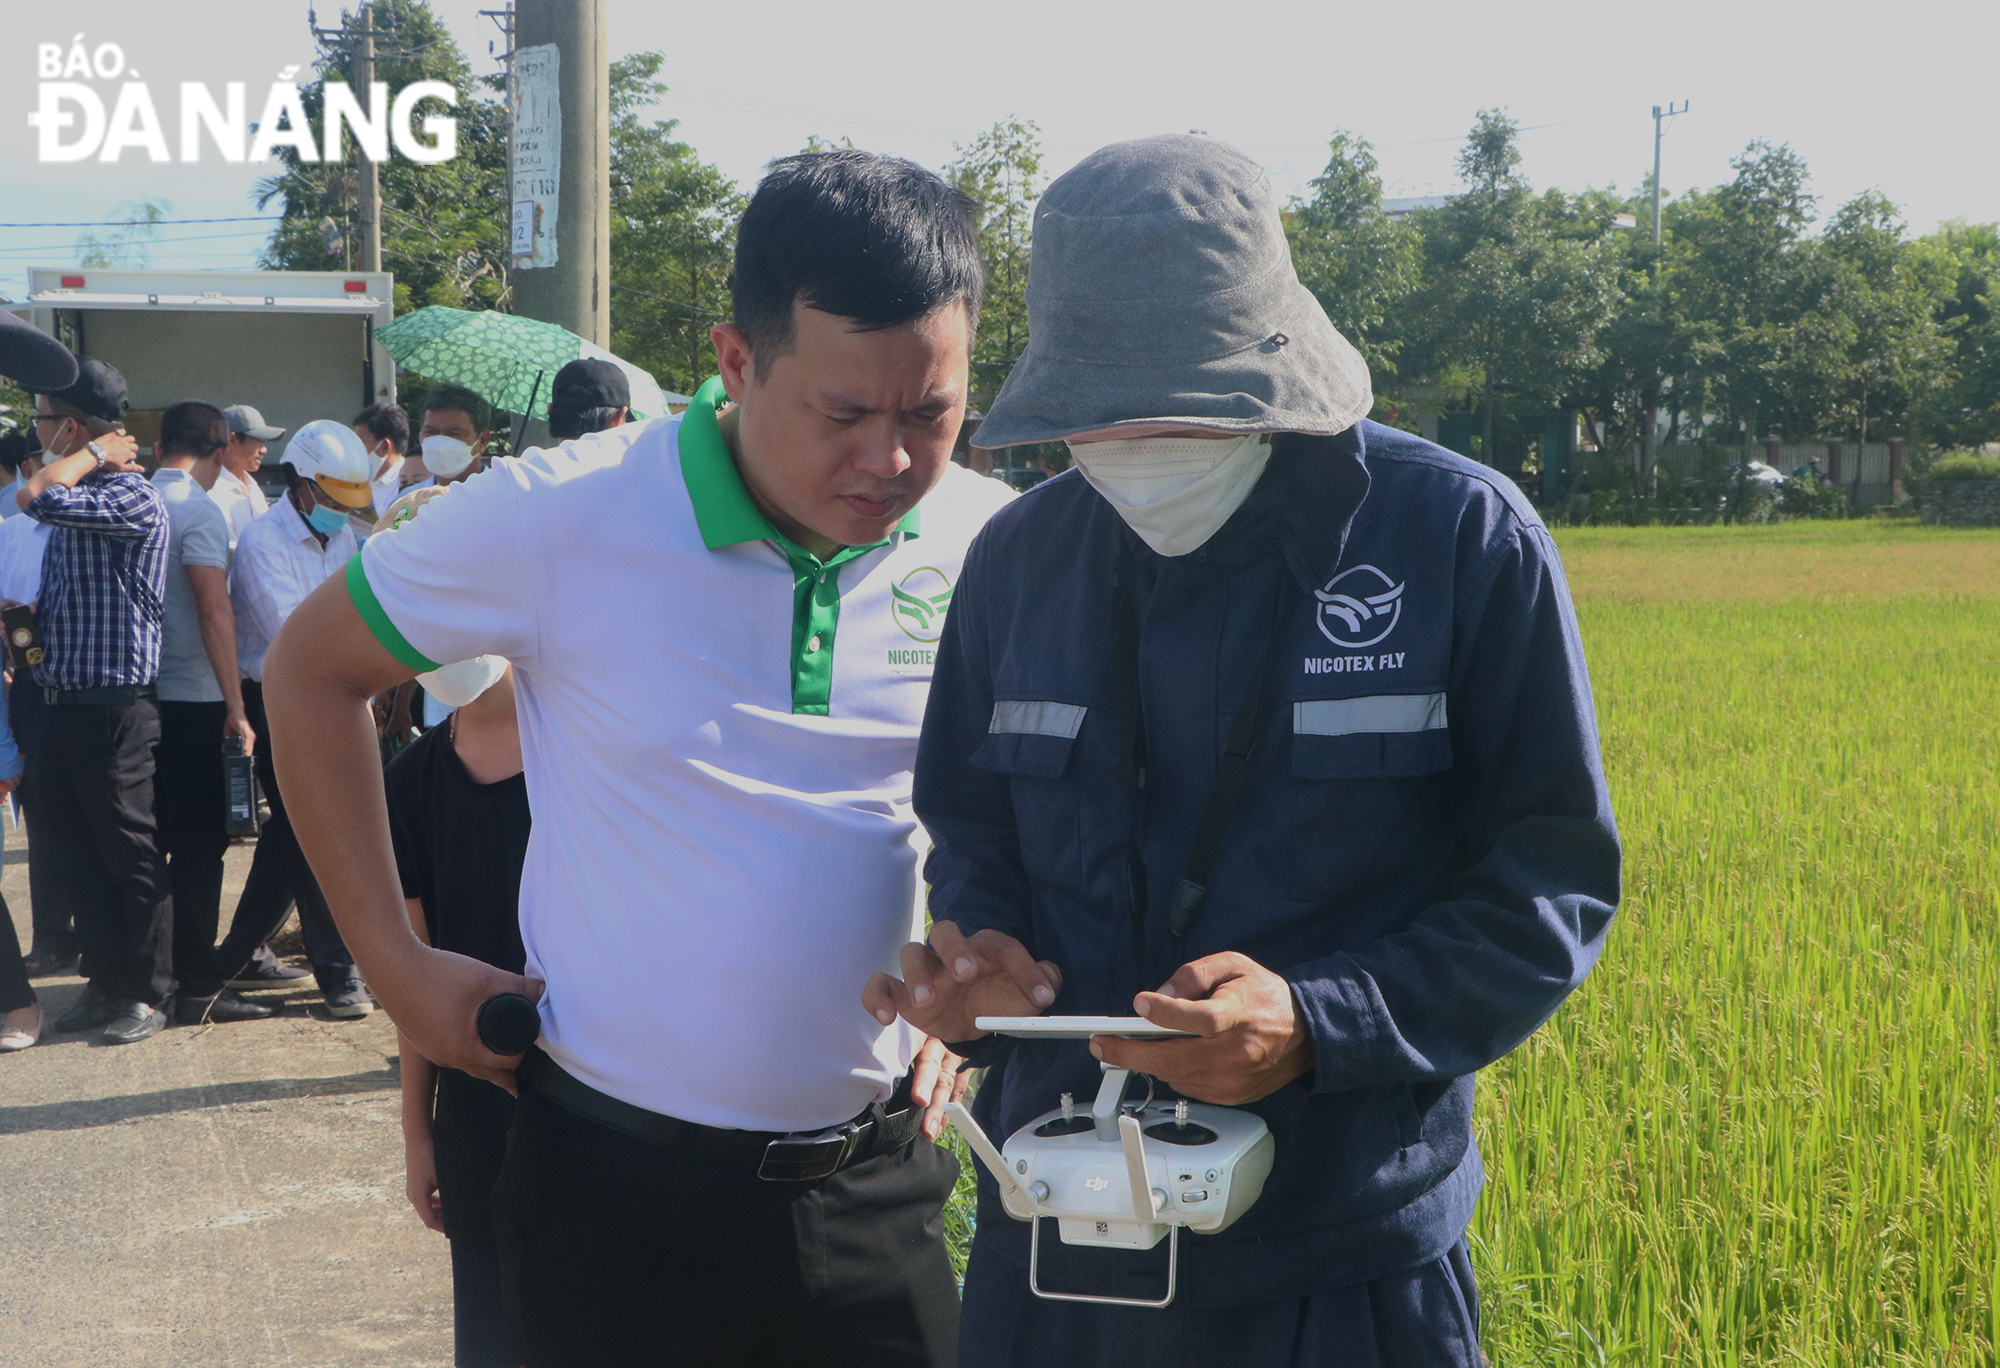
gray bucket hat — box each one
[973,134,1372,449]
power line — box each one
[0,230,279,255]
[0,217,283,229]
[1376,120,1572,149]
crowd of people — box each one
[4,136,1619,1368]
[0,353,638,1044]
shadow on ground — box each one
[0,1068,399,1135]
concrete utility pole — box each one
[510,0,610,347]
[1651,100,1689,246]
[355,4,381,272]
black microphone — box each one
[476,992,541,1056]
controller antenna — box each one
[1174,1099,1190,1130]
[1060,1092,1075,1122]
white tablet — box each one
[975,1015,1197,1039]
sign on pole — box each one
[510,42,561,269]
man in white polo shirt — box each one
[210,405,283,547]
[266,151,1012,1366]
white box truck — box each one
[12,266,396,474]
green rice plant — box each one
[1472,575,1999,1364]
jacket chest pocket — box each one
[1288,691,1455,899]
[970,700,1088,896]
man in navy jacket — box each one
[865,136,1620,1366]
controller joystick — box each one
[1034,1091,1096,1137]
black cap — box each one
[32,354,128,425]
[0,309,80,391]
[550,358,630,412]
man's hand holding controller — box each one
[864,928,1314,1106]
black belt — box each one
[41,683,156,706]
[520,1048,925,1182]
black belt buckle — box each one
[758,1122,863,1182]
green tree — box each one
[1400,111,1621,471]
[1460,107,1525,200]
[1919,219,2000,448]
[1663,141,1819,437]
[947,117,1043,406]
[255,0,511,315]
[1812,191,1955,449]
[606,53,745,396]
[1286,131,1420,377]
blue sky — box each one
[4,0,1994,294]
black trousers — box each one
[155,700,232,998]
[9,671,74,959]
[494,1077,963,1367]
[28,696,174,1004]
[0,891,32,1014]
[214,680,355,991]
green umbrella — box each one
[373,306,684,424]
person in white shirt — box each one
[0,433,42,519]
[400,388,497,730]
[146,401,273,1026]
[210,405,283,548]
[266,151,1008,1365]
[353,402,414,522]
[214,420,377,1020]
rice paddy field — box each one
[944,520,2000,1365]
[1475,521,1999,1365]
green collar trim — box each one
[677,375,921,552]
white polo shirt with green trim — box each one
[348,379,1011,1131]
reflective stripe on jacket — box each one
[916,420,1621,1306]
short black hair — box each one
[158,400,228,460]
[732,149,983,362]
[422,385,490,432]
[0,433,27,475]
[353,402,410,454]
[42,393,119,438]
[548,405,625,441]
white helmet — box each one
[283,419,376,510]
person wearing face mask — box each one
[401,388,492,734]
[409,387,493,493]
[868,136,1620,1367]
[354,402,414,521]
[216,419,376,1019]
[18,355,179,1045]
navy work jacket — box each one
[915,422,1620,1307]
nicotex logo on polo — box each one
[1305,564,1408,674]
[29,34,458,164]
[886,567,953,666]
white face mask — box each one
[417,654,507,708]
[421,433,477,479]
[1067,432,1274,557]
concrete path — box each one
[0,817,453,1368]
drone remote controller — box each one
[947,1064,1274,1308]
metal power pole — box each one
[355,4,381,272]
[1651,100,1688,246]
[509,0,610,346]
